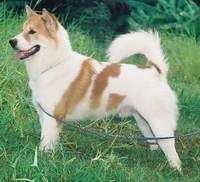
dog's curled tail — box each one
[107,30,168,79]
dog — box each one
[9,6,181,171]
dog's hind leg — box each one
[119,105,158,150]
[133,113,159,151]
[123,102,181,171]
[143,115,181,172]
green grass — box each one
[0,8,200,182]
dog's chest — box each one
[30,64,80,111]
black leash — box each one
[37,102,200,142]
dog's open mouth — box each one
[16,45,40,60]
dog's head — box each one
[9,6,59,61]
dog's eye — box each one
[29,29,36,34]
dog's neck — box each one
[25,24,72,82]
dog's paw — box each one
[39,140,57,152]
[170,159,182,173]
[150,144,159,151]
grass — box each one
[0,6,200,182]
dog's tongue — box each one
[15,51,27,60]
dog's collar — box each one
[41,62,63,75]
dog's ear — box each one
[42,8,58,32]
[25,5,36,17]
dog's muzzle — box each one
[9,39,40,60]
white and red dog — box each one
[9,6,181,171]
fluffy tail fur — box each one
[107,30,168,79]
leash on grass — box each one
[37,102,200,142]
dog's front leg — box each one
[39,114,61,152]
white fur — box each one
[12,19,181,171]
[107,30,168,79]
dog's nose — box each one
[9,39,17,49]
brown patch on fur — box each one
[23,31,31,42]
[106,93,126,111]
[22,11,58,45]
[54,59,95,122]
[137,61,161,74]
[90,63,121,109]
